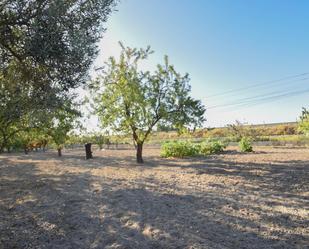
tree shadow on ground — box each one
[0,150,308,249]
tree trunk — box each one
[57,148,62,157]
[42,140,47,152]
[136,142,144,163]
[1,138,8,153]
[133,139,137,149]
[85,143,93,159]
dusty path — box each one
[0,147,308,249]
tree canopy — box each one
[0,0,116,151]
[89,43,206,163]
[0,0,116,91]
[47,103,80,156]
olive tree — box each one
[90,43,206,163]
[0,62,62,152]
[0,0,116,146]
[1,0,116,90]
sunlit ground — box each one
[0,146,308,249]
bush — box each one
[161,139,226,158]
[160,141,199,158]
[199,140,226,155]
[298,108,309,136]
[239,137,253,152]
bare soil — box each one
[0,146,308,249]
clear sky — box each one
[91,0,309,128]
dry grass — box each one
[0,146,308,249]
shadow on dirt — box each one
[0,149,308,249]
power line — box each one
[206,72,309,99]
[219,90,309,113]
[207,77,309,101]
[207,78,309,109]
[208,87,309,110]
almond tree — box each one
[90,43,206,163]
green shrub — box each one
[161,139,227,158]
[298,108,309,136]
[161,141,199,158]
[199,140,226,155]
[239,137,253,152]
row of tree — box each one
[0,1,206,163]
[1,1,307,163]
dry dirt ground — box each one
[0,146,308,249]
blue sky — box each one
[92,0,309,127]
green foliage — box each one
[47,103,80,153]
[0,76,52,152]
[227,120,260,141]
[161,139,226,158]
[157,123,177,132]
[90,43,205,163]
[239,137,253,152]
[1,0,116,91]
[264,135,309,146]
[91,134,110,149]
[161,141,199,158]
[0,1,116,153]
[199,140,226,155]
[227,120,246,141]
[298,108,309,135]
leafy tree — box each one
[0,62,60,152]
[157,122,177,132]
[0,0,116,147]
[90,43,206,163]
[298,108,309,135]
[227,120,259,141]
[13,128,48,154]
[47,105,80,156]
[1,0,116,91]
[227,120,246,141]
[92,133,109,150]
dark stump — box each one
[85,143,93,159]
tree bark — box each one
[57,148,62,157]
[85,143,93,159]
[0,138,7,154]
[133,139,137,149]
[42,139,47,152]
[136,142,144,163]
